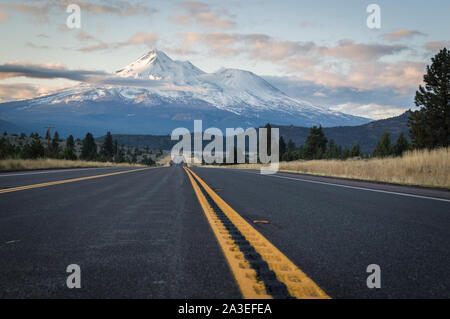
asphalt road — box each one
[0,166,449,298]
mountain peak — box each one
[138,49,170,62]
[115,49,204,83]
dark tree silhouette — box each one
[304,125,328,159]
[409,48,450,149]
[393,132,409,156]
[64,135,77,160]
[81,133,97,161]
[373,131,392,158]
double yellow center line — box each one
[184,167,330,299]
[0,167,152,194]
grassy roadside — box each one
[198,147,450,189]
[0,158,146,172]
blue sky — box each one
[0,0,449,119]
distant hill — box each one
[0,119,26,135]
[96,112,410,154]
[277,112,410,154]
[96,134,176,150]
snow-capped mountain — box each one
[0,50,370,136]
[115,50,205,84]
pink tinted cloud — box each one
[79,32,158,52]
[0,8,8,23]
[382,29,426,42]
[173,1,235,28]
[323,39,408,62]
[425,41,450,52]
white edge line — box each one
[226,169,450,203]
[0,167,117,177]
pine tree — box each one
[304,125,328,159]
[341,147,350,159]
[287,139,296,152]
[393,132,409,156]
[351,144,362,158]
[102,131,114,161]
[51,131,61,158]
[282,139,297,161]
[373,132,392,158]
[325,139,342,159]
[408,47,450,149]
[22,137,45,159]
[0,137,15,159]
[64,135,77,160]
[279,136,286,160]
[81,133,97,161]
[264,123,272,156]
[114,146,125,163]
[113,140,118,157]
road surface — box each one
[0,166,449,298]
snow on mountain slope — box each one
[0,50,371,135]
[115,49,205,85]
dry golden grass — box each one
[205,147,450,189]
[0,158,145,172]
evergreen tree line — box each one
[277,126,410,162]
[0,130,155,166]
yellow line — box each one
[185,167,330,299]
[184,167,272,299]
[0,167,152,194]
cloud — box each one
[382,29,426,42]
[79,32,158,52]
[285,57,318,70]
[25,42,51,50]
[0,83,42,103]
[171,13,191,25]
[425,41,450,53]
[329,103,408,120]
[0,62,202,94]
[299,21,315,28]
[0,62,108,81]
[264,76,415,120]
[9,2,51,23]
[0,8,8,23]
[177,31,419,96]
[179,32,316,59]
[78,43,110,52]
[172,1,235,28]
[323,39,408,62]
[180,32,408,63]
[296,61,425,94]
[76,30,97,42]
[59,0,157,17]
[6,0,157,24]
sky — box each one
[0,0,449,119]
